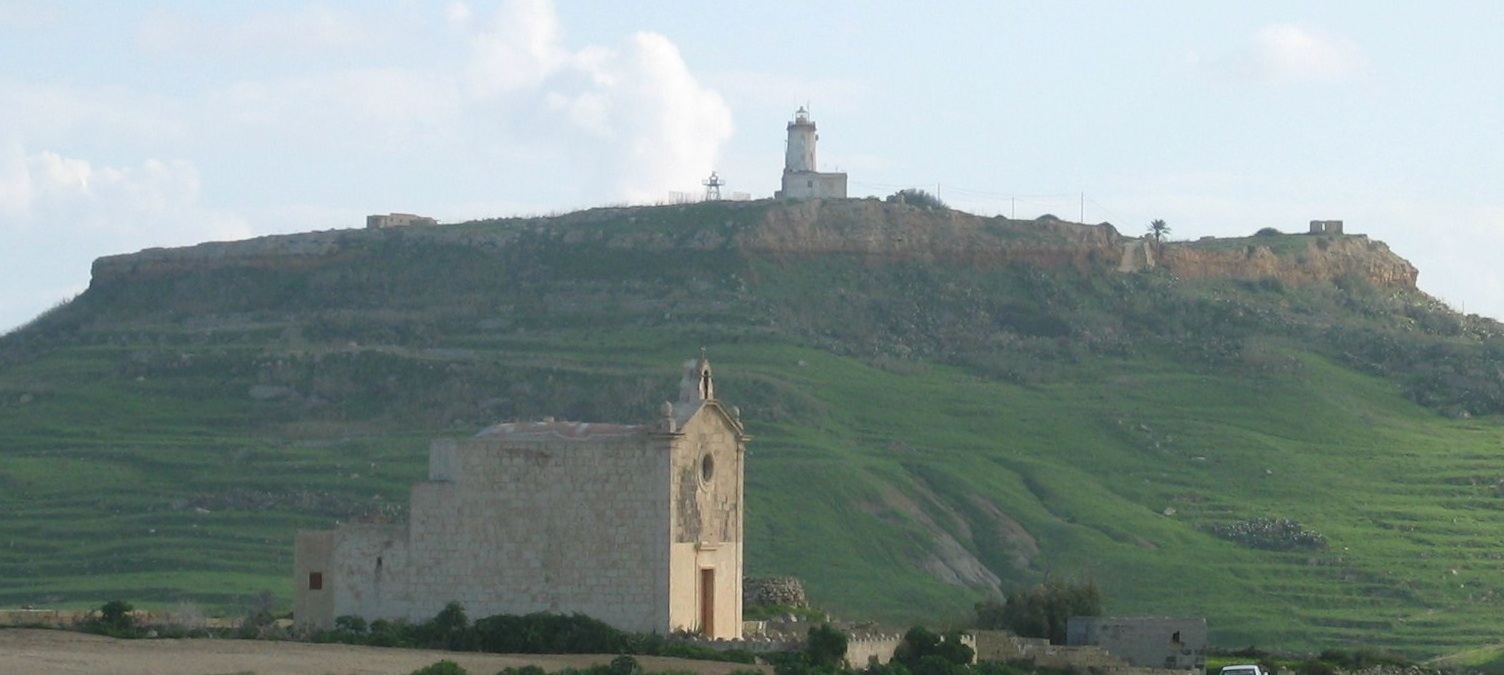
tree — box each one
[893,626,973,672]
[417,601,472,650]
[805,623,850,669]
[93,599,137,637]
[974,577,1103,645]
[1148,219,1170,244]
[887,188,947,210]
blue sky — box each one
[3,1,1503,332]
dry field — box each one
[0,628,771,675]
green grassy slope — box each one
[3,200,1504,656]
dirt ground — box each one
[0,628,771,675]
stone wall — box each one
[367,213,439,229]
[667,406,746,638]
[297,398,746,639]
[408,430,669,632]
[844,633,915,668]
[974,630,1195,674]
[743,577,808,608]
[1067,617,1207,671]
[1160,236,1416,290]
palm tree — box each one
[1148,219,1170,244]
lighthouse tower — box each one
[775,106,847,200]
[784,106,818,173]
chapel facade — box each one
[293,356,747,638]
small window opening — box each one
[701,454,715,483]
[308,572,324,590]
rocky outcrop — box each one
[87,199,1419,294]
[1158,235,1418,290]
[738,199,1122,271]
[90,230,350,284]
[743,577,808,608]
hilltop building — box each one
[775,107,847,200]
[293,356,748,639]
[1309,219,1344,234]
[367,213,438,229]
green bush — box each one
[410,660,468,675]
[606,655,643,675]
[893,627,973,672]
[417,601,472,650]
[86,599,139,638]
[806,623,850,669]
[886,189,947,210]
[471,612,628,654]
[974,578,1101,645]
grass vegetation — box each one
[3,200,1504,658]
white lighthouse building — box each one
[775,107,847,200]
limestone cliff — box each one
[89,199,1420,293]
[1160,235,1418,290]
[737,199,1121,272]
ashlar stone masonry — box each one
[294,356,747,638]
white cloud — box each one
[0,0,736,330]
[0,1,58,29]
[1252,24,1366,84]
[0,142,251,332]
[457,0,568,97]
[454,0,733,202]
[1199,23,1367,86]
[137,4,375,57]
[200,67,463,154]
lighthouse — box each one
[784,106,818,173]
[775,107,847,200]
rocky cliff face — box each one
[738,199,1122,271]
[1160,235,1419,290]
[88,199,1420,293]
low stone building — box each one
[366,213,438,228]
[294,356,748,638]
[1066,617,1207,671]
[1308,219,1344,234]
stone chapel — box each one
[293,356,747,638]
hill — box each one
[3,198,1504,656]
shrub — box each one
[606,655,643,675]
[974,578,1102,644]
[417,601,472,650]
[335,614,369,634]
[471,612,629,654]
[893,626,973,671]
[1209,518,1328,552]
[87,599,139,638]
[410,660,468,675]
[1317,646,1410,669]
[368,618,418,647]
[497,667,549,675]
[886,189,947,210]
[806,623,849,669]
[1254,227,1282,237]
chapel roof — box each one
[473,420,642,441]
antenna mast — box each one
[702,171,725,201]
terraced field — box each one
[5,200,1504,657]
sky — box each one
[3,1,1504,333]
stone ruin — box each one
[743,576,808,608]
